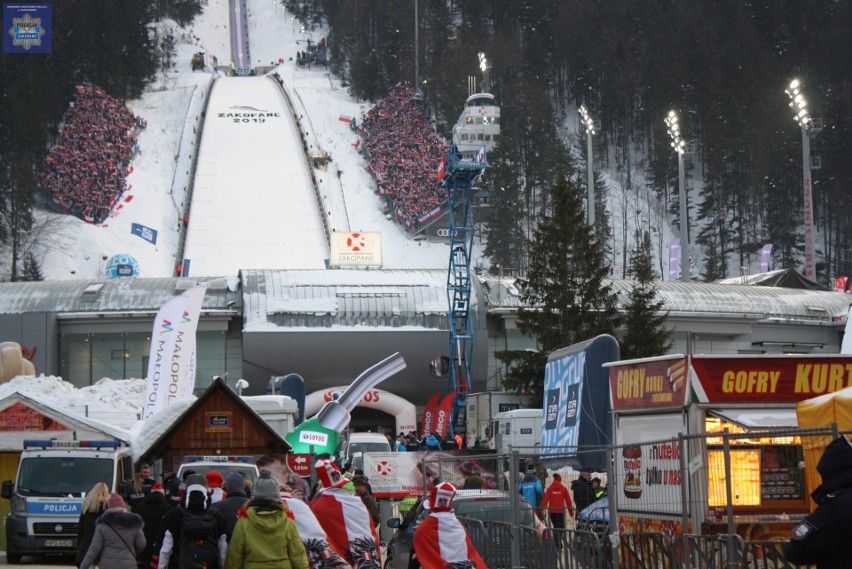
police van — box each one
[1,439,133,563]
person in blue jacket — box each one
[518,464,544,516]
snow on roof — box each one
[241,268,454,330]
[0,377,132,441]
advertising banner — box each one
[668,238,680,281]
[421,393,441,437]
[364,451,499,498]
[615,414,687,515]
[609,356,689,411]
[691,356,852,404]
[540,350,585,454]
[435,393,455,438]
[131,223,158,245]
[142,285,206,419]
[329,232,382,267]
[0,402,71,432]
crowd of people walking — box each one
[359,83,449,234]
[75,457,488,569]
[40,81,143,224]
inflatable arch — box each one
[305,387,416,434]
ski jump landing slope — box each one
[181,76,328,276]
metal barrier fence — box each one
[402,425,838,568]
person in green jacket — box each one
[225,470,308,569]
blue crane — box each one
[441,145,486,434]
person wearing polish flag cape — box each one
[412,482,487,569]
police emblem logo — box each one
[792,521,814,540]
[4,4,52,54]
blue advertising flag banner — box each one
[131,223,158,245]
[540,351,585,454]
[3,4,52,54]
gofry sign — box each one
[609,357,690,411]
[691,356,852,404]
[609,356,852,410]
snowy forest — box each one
[0,0,850,285]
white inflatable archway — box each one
[305,387,416,434]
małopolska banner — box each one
[142,285,206,419]
[540,350,585,455]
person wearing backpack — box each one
[79,493,145,569]
[157,473,228,569]
[224,470,308,569]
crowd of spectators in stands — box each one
[359,83,449,233]
[41,82,143,224]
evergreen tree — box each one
[700,242,725,282]
[21,253,44,282]
[497,174,621,399]
[621,230,672,360]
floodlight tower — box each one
[579,105,596,226]
[665,110,690,282]
[784,79,817,280]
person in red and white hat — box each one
[309,459,380,568]
[412,482,487,569]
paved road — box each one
[0,552,70,567]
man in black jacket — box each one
[784,435,852,569]
[571,467,595,516]
[211,472,249,541]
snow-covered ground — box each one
[18,0,454,283]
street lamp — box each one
[784,79,816,280]
[578,105,596,226]
[665,110,689,282]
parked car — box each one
[384,489,557,569]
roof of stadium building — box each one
[0,270,849,325]
[480,274,851,322]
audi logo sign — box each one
[435,228,457,238]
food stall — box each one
[604,354,852,540]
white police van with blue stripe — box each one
[1,439,133,564]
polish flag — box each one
[437,157,446,182]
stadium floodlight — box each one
[665,110,690,281]
[784,78,816,279]
[579,105,596,226]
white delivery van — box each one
[340,432,391,470]
[1,439,133,563]
[177,455,260,487]
[492,409,543,454]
